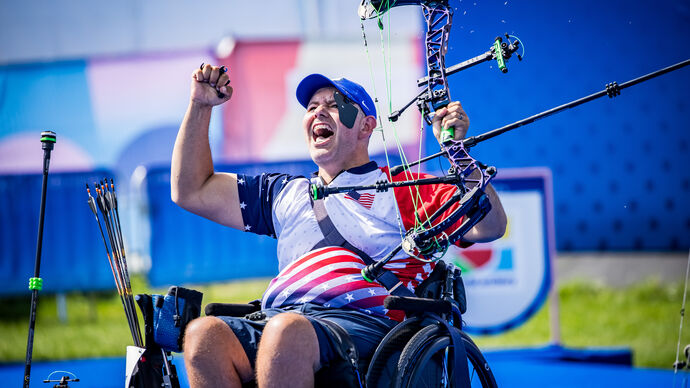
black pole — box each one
[463,58,690,148]
[23,131,56,388]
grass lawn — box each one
[0,278,684,369]
[473,280,684,369]
[0,277,268,362]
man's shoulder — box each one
[236,172,309,206]
[260,173,310,201]
[261,172,308,184]
[240,172,308,188]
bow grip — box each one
[440,126,455,144]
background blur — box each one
[1,0,689,370]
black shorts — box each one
[216,303,397,371]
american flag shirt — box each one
[236,161,469,322]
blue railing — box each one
[0,170,117,295]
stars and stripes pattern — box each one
[261,246,408,321]
[344,190,375,210]
[234,166,461,321]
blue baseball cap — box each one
[296,74,377,119]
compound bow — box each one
[311,0,522,282]
[353,3,690,380]
[313,0,690,287]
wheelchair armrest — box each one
[204,300,261,317]
[383,295,452,315]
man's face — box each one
[303,87,366,172]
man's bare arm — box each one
[462,183,507,243]
[170,64,244,230]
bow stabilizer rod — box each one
[389,57,690,174]
[311,175,461,200]
[462,58,690,148]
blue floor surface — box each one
[0,349,675,387]
[486,356,672,387]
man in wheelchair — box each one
[171,65,507,387]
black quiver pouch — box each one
[129,294,165,388]
[152,286,203,353]
[131,289,199,388]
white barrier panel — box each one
[444,168,556,334]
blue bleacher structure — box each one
[0,170,117,295]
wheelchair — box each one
[205,260,497,388]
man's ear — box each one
[359,115,377,139]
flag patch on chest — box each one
[344,190,375,209]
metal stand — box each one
[161,349,181,388]
[23,131,56,388]
[43,375,79,388]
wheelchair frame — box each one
[204,260,497,388]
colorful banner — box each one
[445,168,555,334]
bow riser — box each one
[443,139,495,192]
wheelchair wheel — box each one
[365,317,424,387]
[395,324,497,388]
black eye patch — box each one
[334,91,359,129]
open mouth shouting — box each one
[312,123,334,146]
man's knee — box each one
[183,316,254,385]
[185,316,253,373]
[264,313,313,337]
[184,316,233,355]
[261,313,320,368]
